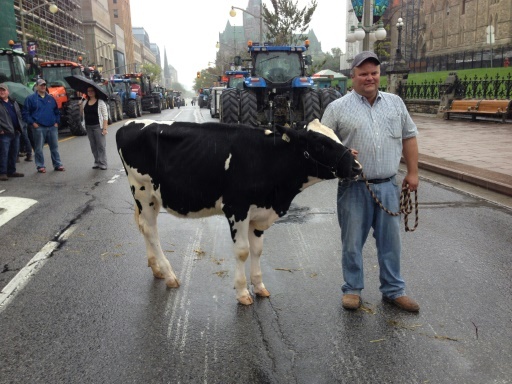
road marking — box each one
[108,174,120,183]
[0,197,38,228]
[0,224,78,312]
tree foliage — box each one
[262,0,318,45]
[140,62,162,85]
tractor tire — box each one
[220,89,239,124]
[302,90,321,124]
[319,88,339,116]
[117,100,124,121]
[137,101,142,117]
[239,90,258,127]
[66,102,87,136]
[126,99,138,118]
[109,100,117,122]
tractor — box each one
[152,85,168,110]
[0,46,34,106]
[219,69,250,123]
[122,73,161,114]
[111,78,142,118]
[40,60,87,135]
[220,40,338,127]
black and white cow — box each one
[116,119,362,305]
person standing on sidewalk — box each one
[321,51,420,312]
[80,86,109,170]
[22,78,65,173]
[0,83,25,181]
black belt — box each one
[359,177,393,184]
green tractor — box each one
[0,46,33,106]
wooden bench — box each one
[475,100,512,123]
[444,99,511,122]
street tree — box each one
[140,63,162,85]
[262,0,318,45]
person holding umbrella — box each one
[80,86,109,170]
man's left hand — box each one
[403,174,419,191]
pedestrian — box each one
[321,51,420,312]
[18,120,33,162]
[0,83,25,180]
[22,78,64,173]
[80,86,109,170]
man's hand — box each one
[402,174,419,191]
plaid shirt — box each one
[321,90,418,179]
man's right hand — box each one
[33,123,39,128]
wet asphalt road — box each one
[0,106,511,383]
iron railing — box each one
[398,73,512,100]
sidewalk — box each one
[410,113,512,197]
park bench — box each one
[474,100,512,123]
[444,99,511,123]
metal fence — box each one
[397,72,512,100]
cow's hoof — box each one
[237,295,254,305]
[255,288,270,297]
[166,277,180,288]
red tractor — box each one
[39,60,86,135]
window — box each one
[113,9,118,18]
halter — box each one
[303,146,352,178]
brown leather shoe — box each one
[8,172,24,177]
[383,295,420,312]
[0,174,8,181]
[342,294,361,310]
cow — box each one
[116,119,362,305]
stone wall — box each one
[404,99,440,115]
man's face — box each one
[0,88,8,101]
[351,61,380,99]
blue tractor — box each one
[111,77,142,118]
[220,40,337,127]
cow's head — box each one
[274,119,362,180]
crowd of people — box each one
[0,78,69,180]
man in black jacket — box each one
[0,83,25,180]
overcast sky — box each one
[129,0,347,91]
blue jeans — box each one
[33,125,62,169]
[0,132,20,175]
[337,177,406,300]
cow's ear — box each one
[274,124,300,142]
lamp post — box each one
[346,0,386,51]
[19,0,59,53]
[230,2,263,43]
[395,17,404,61]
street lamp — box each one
[19,0,59,53]
[395,17,404,60]
[346,0,386,51]
[230,2,263,43]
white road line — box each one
[108,174,120,183]
[0,197,38,228]
[0,224,78,312]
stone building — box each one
[422,0,512,57]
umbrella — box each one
[64,75,108,101]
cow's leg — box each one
[133,189,180,288]
[230,218,253,305]
[248,224,270,298]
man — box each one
[321,51,420,312]
[0,83,25,180]
[22,78,65,173]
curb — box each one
[413,155,512,197]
